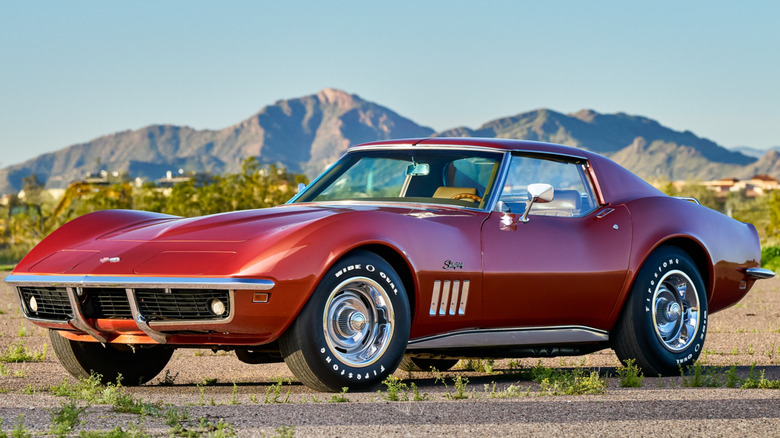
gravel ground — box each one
[1,271,779,436]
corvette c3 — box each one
[5,138,773,391]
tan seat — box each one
[433,187,477,199]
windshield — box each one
[294,149,503,209]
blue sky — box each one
[1,1,778,167]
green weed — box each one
[0,341,46,363]
[537,369,606,396]
[741,363,780,389]
[270,426,295,438]
[681,362,722,387]
[264,380,291,404]
[330,387,349,403]
[49,399,87,437]
[380,375,408,401]
[460,358,495,374]
[11,415,31,438]
[616,359,644,387]
[436,374,472,400]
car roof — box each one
[351,137,593,159]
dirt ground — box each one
[1,271,779,436]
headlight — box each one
[209,298,226,316]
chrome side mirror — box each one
[519,183,554,223]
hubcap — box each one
[323,277,395,367]
[651,270,700,352]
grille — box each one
[136,289,230,321]
[81,288,133,319]
[18,286,72,321]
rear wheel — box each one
[612,246,707,376]
[49,330,173,385]
[398,356,459,372]
[280,251,410,392]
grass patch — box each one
[460,358,495,374]
[682,362,724,388]
[49,399,87,437]
[537,368,606,396]
[330,387,350,403]
[616,359,644,387]
[0,341,46,363]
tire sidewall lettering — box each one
[311,253,409,387]
[639,249,707,369]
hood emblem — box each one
[100,257,121,264]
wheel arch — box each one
[654,237,713,301]
[339,244,417,320]
[610,235,714,329]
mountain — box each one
[0,89,434,193]
[731,146,780,159]
[438,108,754,166]
[1,89,777,194]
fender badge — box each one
[100,257,121,264]
[443,260,463,270]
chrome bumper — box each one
[745,268,775,280]
[5,274,275,344]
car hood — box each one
[98,205,338,243]
[18,203,472,276]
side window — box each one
[499,156,597,217]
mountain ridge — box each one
[0,88,775,194]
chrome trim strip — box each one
[458,280,470,315]
[449,280,460,316]
[349,144,590,162]
[746,267,775,280]
[350,144,510,154]
[439,280,451,316]
[126,288,167,344]
[674,196,701,205]
[65,287,108,343]
[294,200,488,213]
[430,280,441,316]
[485,152,512,212]
[406,326,609,350]
[5,274,275,290]
[286,159,342,204]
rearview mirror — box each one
[519,183,554,223]
[406,163,430,176]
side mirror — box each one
[297,183,306,194]
[519,183,554,223]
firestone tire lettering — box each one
[612,246,708,376]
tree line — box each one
[0,158,306,264]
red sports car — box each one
[5,138,773,391]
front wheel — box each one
[49,330,173,385]
[612,246,708,376]
[280,251,411,392]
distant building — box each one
[700,175,779,198]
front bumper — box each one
[5,274,275,344]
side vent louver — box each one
[430,279,470,316]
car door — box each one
[480,154,632,330]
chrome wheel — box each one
[651,270,700,352]
[323,277,394,368]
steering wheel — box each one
[450,193,482,203]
